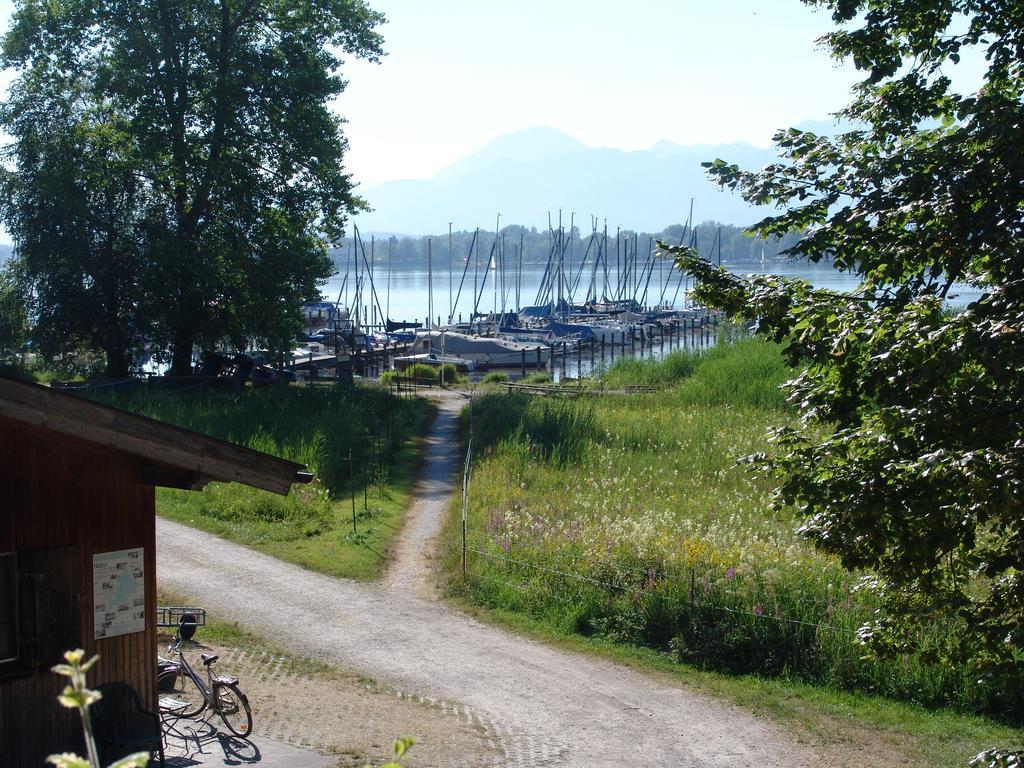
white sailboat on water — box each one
[413,329,550,368]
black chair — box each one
[91,682,166,768]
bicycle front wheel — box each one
[215,682,252,737]
[159,669,206,718]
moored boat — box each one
[413,329,550,367]
[393,352,476,372]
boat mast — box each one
[639,236,657,309]
[598,221,606,302]
[517,229,524,313]
[353,225,360,328]
[450,228,479,323]
[448,222,453,324]
[500,229,508,319]
[493,214,500,317]
[557,210,563,320]
[386,236,392,323]
[353,228,386,329]
[473,223,480,323]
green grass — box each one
[520,371,552,384]
[100,384,435,580]
[0,362,84,384]
[443,339,1017,725]
[381,363,468,387]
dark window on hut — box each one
[0,548,78,675]
[0,553,17,664]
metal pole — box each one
[350,449,356,534]
[449,222,454,322]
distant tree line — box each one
[330,222,805,272]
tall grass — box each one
[98,384,419,493]
[381,362,468,386]
[449,339,1013,718]
[93,384,433,578]
[601,338,792,409]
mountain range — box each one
[354,122,841,236]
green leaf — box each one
[110,753,151,768]
[45,754,91,768]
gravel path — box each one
[157,392,817,768]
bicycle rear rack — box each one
[156,606,206,629]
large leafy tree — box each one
[1,92,152,377]
[1,0,384,374]
[664,0,1024,717]
[0,266,29,362]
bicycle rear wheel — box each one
[158,668,205,718]
[215,682,252,737]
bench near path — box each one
[157,393,819,768]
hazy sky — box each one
[0,1,863,185]
[337,0,860,185]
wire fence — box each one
[460,390,475,575]
[462,527,859,614]
[465,544,857,635]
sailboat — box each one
[412,329,550,367]
[392,349,476,372]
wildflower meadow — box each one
[450,339,1011,717]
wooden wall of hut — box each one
[0,415,158,767]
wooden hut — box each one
[0,375,312,766]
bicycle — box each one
[157,615,253,738]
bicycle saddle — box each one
[201,653,219,666]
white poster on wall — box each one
[93,548,145,639]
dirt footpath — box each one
[156,392,822,767]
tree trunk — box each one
[170,330,196,375]
[103,348,130,378]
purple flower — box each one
[724,567,737,581]
[486,508,506,533]
[500,535,511,552]
[753,603,764,617]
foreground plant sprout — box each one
[49,649,148,768]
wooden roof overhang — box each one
[0,376,313,495]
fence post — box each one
[350,449,357,534]
[462,396,473,578]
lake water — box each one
[321,260,982,327]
